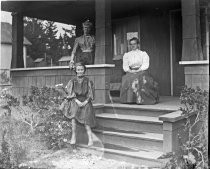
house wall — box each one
[140,10,171,96]
[111,9,172,96]
[0,44,27,69]
[1,44,12,69]
[184,64,209,90]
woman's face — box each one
[83,26,90,35]
[130,40,138,51]
[76,65,85,77]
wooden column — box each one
[11,12,24,68]
[95,0,112,64]
[181,0,204,61]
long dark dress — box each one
[63,76,96,128]
[120,71,159,105]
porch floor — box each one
[104,96,181,111]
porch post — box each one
[93,0,113,103]
[11,12,24,68]
[95,0,112,64]
[181,0,203,61]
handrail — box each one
[10,64,115,71]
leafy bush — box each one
[0,85,72,168]
[22,86,72,149]
[0,91,30,169]
[161,86,209,169]
[0,69,10,84]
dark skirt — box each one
[120,71,159,105]
[61,99,96,128]
[76,52,94,65]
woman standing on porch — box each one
[65,62,96,147]
[120,37,159,105]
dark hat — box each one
[82,20,92,28]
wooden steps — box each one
[78,143,164,167]
[96,113,163,134]
[76,103,177,167]
[93,128,163,151]
[103,103,174,117]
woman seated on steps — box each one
[62,62,96,148]
[120,37,159,105]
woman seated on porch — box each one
[120,37,159,105]
[64,62,96,147]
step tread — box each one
[103,103,178,112]
[78,143,163,160]
[96,113,162,123]
[93,129,163,141]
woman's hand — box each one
[75,99,88,107]
[69,60,75,70]
[75,99,83,107]
[81,100,89,107]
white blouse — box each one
[123,49,149,72]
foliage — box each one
[24,17,46,61]
[0,87,19,116]
[0,85,72,168]
[0,69,10,84]
[22,86,72,149]
[160,86,209,169]
[0,88,32,168]
[0,116,31,169]
[62,27,76,54]
[0,130,11,169]
[43,21,59,65]
[24,16,76,66]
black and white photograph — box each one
[0,0,209,168]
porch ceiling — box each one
[1,1,95,25]
[111,0,181,18]
[2,0,208,24]
[2,0,182,25]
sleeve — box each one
[71,38,79,56]
[122,53,130,72]
[65,80,76,99]
[140,52,150,71]
[87,80,94,101]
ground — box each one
[20,146,150,169]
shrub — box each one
[0,69,10,84]
[0,113,30,169]
[160,86,209,169]
[22,86,72,149]
[0,85,72,168]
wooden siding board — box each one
[191,75,202,88]
[55,75,61,85]
[45,76,51,87]
[201,75,209,90]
